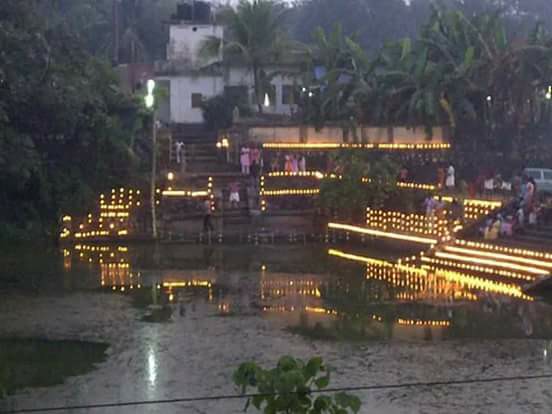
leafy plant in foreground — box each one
[233,356,361,413]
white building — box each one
[155,6,301,125]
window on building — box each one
[191,93,203,108]
[282,85,295,105]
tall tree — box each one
[200,0,292,114]
[0,0,142,239]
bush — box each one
[200,91,251,131]
[233,356,361,413]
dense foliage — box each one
[200,90,251,131]
[5,0,552,239]
[300,4,552,166]
[0,0,144,239]
[319,153,399,220]
[234,356,361,413]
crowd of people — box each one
[479,174,542,240]
[239,145,263,177]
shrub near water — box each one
[0,339,108,397]
[234,356,361,413]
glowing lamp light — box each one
[263,93,270,107]
[167,172,175,181]
[147,79,156,94]
[144,95,154,108]
[486,95,492,102]
[145,79,156,109]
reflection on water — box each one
[6,242,552,341]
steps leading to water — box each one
[420,239,552,286]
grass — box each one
[0,338,108,397]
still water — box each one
[4,241,551,342]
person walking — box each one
[203,199,214,233]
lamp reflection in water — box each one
[147,344,158,390]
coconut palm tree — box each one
[199,0,291,114]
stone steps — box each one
[421,240,552,286]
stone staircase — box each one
[419,239,552,286]
[168,124,236,174]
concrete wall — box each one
[248,126,301,143]
[307,126,343,143]
[167,24,223,67]
[245,125,447,144]
[362,127,391,143]
[158,75,224,124]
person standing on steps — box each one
[229,181,240,209]
[175,141,184,164]
[446,163,455,192]
[250,145,260,168]
[299,155,306,173]
[291,154,299,173]
[284,154,292,172]
[240,146,250,175]
[203,199,214,233]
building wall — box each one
[307,127,343,143]
[158,75,224,124]
[246,126,448,144]
[160,22,302,124]
[167,24,223,67]
[248,126,301,143]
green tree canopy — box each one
[0,0,143,239]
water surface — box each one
[2,242,548,342]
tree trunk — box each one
[112,0,119,65]
[253,64,263,114]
